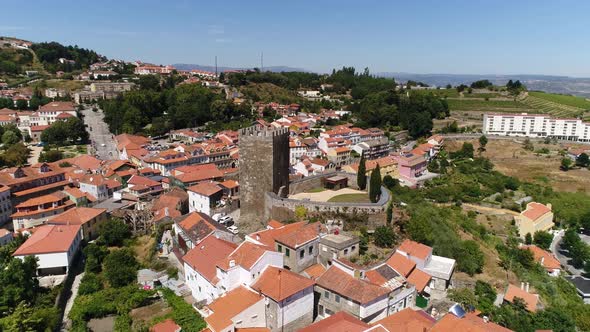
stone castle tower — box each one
[238,125,289,231]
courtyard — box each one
[289,187,369,203]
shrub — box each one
[374,226,396,248]
[78,273,103,295]
[103,248,139,288]
[161,289,206,331]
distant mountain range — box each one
[377,73,590,98]
[173,63,306,73]
[177,63,590,98]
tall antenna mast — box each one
[215,55,218,76]
[261,52,264,72]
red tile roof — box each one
[250,266,315,302]
[267,220,284,229]
[406,268,431,293]
[303,263,327,280]
[397,239,432,261]
[187,182,222,196]
[430,312,512,332]
[522,245,561,271]
[13,224,81,256]
[128,175,160,187]
[275,222,324,249]
[151,319,181,332]
[205,286,263,332]
[182,235,237,283]
[177,212,223,241]
[316,266,390,304]
[48,207,106,226]
[298,311,369,332]
[504,284,539,312]
[39,101,75,112]
[248,221,307,247]
[386,252,416,277]
[217,241,272,271]
[522,202,551,221]
[371,308,436,332]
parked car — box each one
[226,225,239,234]
[219,216,233,225]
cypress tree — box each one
[357,154,367,190]
[369,164,382,203]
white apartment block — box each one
[483,113,590,143]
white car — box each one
[100,143,106,147]
[226,225,239,234]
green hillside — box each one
[528,91,590,110]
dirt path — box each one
[461,203,520,216]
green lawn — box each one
[462,93,501,99]
[529,91,590,109]
[307,187,326,193]
[327,193,371,203]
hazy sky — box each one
[2,0,589,76]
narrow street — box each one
[61,271,85,330]
[80,106,118,160]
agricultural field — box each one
[445,139,590,194]
[446,98,530,111]
[529,91,590,109]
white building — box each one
[0,185,11,227]
[483,113,590,143]
[0,229,13,246]
[396,239,455,291]
[12,224,82,276]
[79,175,110,202]
[187,182,223,216]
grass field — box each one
[529,91,590,109]
[413,88,460,98]
[446,98,528,111]
[307,187,326,193]
[327,193,370,203]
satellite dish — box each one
[449,303,466,318]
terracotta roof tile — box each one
[303,263,327,280]
[504,284,539,312]
[386,252,416,277]
[251,266,315,302]
[406,268,431,293]
[522,202,551,221]
[182,235,237,283]
[397,239,432,261]
[13,224,81,256]
[371,308,436,332]
[177,212,224,241]
[187,182,222,196]
[204,286,263,332]
[298,311,369,332]
[522,245,561,271]
[316,266,390,304]
[274,222,324,249]
[150,319,181,332]
[217,241,272,271]
[248,221,307,247]
[48,207,106,226]
[431,312,512,332]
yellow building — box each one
[341,155,398,179]
[515,202,554,238]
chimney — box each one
[521,282,525,290]
[229,260,235,268]
[165,207,169,216]
[256,235,260,241]
[526,282,530,293]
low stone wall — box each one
[288,171,359,195]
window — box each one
[308,246,313,254]
[319,305,324,316]
[278,245,282,252]
[285,248,290,257]
[344,249,348,255]
[324,290,330,299]
[351,245,356,251]
[300,250,304,259]
[335,294,341,303]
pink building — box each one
[395,154,427,185]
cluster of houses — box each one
[0,101,77,141]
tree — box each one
[533,230,553,250]
[561,157,573,171]
[78,273,103,295]
[406,111,433,138]
[369,164,382,203]
[478,135,488,154]
[38,149,63,163]
[1,143,29,166]
[581,211,590,231]
[525,232,533,245]
[523,138,534,151]
[448,288,477,308]
[294,205,307,220]
[98,218,130,246]
[357,154,367,190]
[2,130,20,146]
[374,226,396,248]
[382,175,398,189]
[454,240,484,275]
[474,280,496,314]
[576,153,590,168]
[103,248,139,288]
[83,243,109,273]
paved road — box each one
[62,271,84,330]
[550,229,586,276]
[81,107,118,160]
[27,145,42,165]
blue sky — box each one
[1,0,589,76]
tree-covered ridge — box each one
[0,47,34,75]
[31,41,104,73]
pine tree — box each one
[369,164,382,203]
[357,154,367,190]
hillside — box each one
[239,82,303,104]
